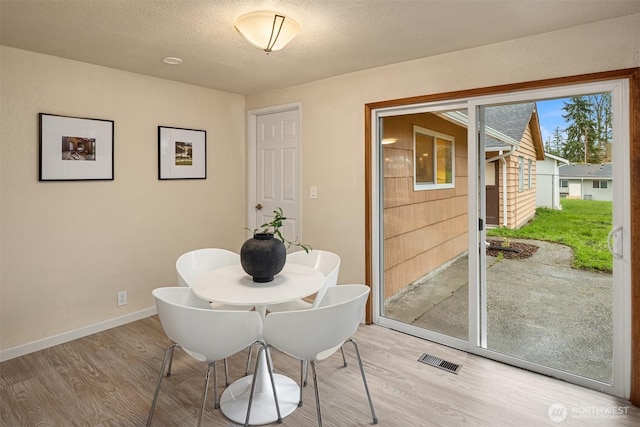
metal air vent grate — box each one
[418,353,462,374]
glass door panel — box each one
[479,99,615,383]
[378,108,469,344]
[472,83,629,396]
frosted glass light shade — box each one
[234,10,300,53]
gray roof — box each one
[485,103,535,149]
[543,152,569,164]
[559,163,612,179]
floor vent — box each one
[418,353,462,374]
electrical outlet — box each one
[117,291,127,307]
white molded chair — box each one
[265,250,341,313]
[256,284,378,426]
[147,287,277,427]
[175,248,253,381]
[246,250,341,377]
[176,248,248,311]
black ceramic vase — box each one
[240,233,286,282]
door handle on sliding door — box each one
[607,227,623,259]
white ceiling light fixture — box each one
[234,10,300,53]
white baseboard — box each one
[0,306,157,362]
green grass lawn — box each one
[487,198,613,272]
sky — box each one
[535,98,570,144]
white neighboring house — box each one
[536,152,569,209]
[559,163,613,201]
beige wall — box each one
[244,14,639,287]
[1,14,638,357]
[0,47,246,352]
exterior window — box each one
[413,125,454,190]
[593,180,608,189]
[527,159,532,189]
[518,157,524,191]
[560,179,569,188]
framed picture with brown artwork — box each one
[158,126,206,180]
[39,113,114,181]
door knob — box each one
[255,203,263,210]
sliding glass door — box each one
[375,103,470,350]
[470,81,630,396]
[372,79,631,397]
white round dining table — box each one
[191,263,325,425]
[191,263,325,318]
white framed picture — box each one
[158,126,207,180]
[39,113,114,181]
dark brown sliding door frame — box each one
[364,68,640,405]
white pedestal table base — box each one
[219,373,299,425]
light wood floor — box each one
[1,316,639,426]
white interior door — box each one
[251,107,302,246]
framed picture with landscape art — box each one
[158,126,206,180]
[39,113,114,181]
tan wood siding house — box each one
[382,104,545,300]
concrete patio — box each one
[384,239,613,383]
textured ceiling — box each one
[1,0,638,95]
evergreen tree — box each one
[548,127,564,156]
[561,96,601,163]
[589,93,612,161]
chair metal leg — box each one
[245,345,262,426]
[245,342,269,376]
[245,344,282,426]
[223,358,229,386]
[305,343,341,385]
[165,344,177,377]
[244,351,258,426]
[245,344,253,376]
[304,344,343,386]
[346,338,378,424]
[264,346,283,423]
[198,362,214,427]
[310,361,323,427]
[298,360,305,406]
[147,343,177,427]
[213,360,220,409]
[303,360,308,386]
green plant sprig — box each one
[255,207,312,253]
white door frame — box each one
[246,103,303,237]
